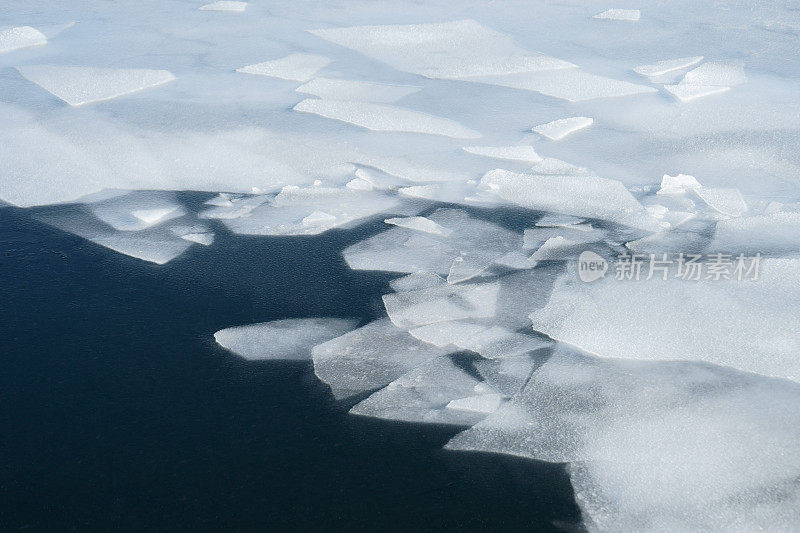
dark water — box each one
[0,201,579,532]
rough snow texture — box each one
[533,117,593,140]
[0,26,47,53]
[237,53,330,81]
[16,66,176,106]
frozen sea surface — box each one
[3,0,800,530]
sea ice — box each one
[295,77,420,103]
[310,20,575,80]
[664,60,746,102]
[633,57,704,78]
[446,393,504,415]
[311,318,447,399]
[90,192,186,231]
[709,212,800,255]
[446,348,800,531]
[16,66,176,106]
[350,356,492,425]
[236,53,330,81]
[214,318,358,360]
[198,1,247,12]
[592,9,641,21]
[293,99,481,139]
[0,26,47,53]
[532,117,593,141]
[529,259,800,381]
[462,146,542,164]
[384,216,452,236]
[479,169,660,231]
[663,83,730,102]
[382,282,499,329]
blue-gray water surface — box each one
[0,197,579,532]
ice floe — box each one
[293,99,481,139]
[236,53,331,81]
[198,1,247,12]
[664,60,746,102]
[295,77,420,103]
[384,216,452,236]
[592,9,641,21]
[0,26,47,53]
[215,318,358,360]
[633,56,703,78]
[16,66,176,106]
[479,169,660,231]
[462,146,542,164]
[529,259,800,381]
[532,117,593,141]
[446,347,800,531]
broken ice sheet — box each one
[533,117,593,141]
[479,169,659,231]
[0,26,47,54]
[312,318,447,400]
[295,77,420,103]
[343,208,522,281]
[349,356,495,425]
[446,347,800,531]
[384,216,452,236]
[293,99,481,139]
[592,9,641,21]
[16,66,176,106]
[214,318,358,360]
[633,56,704,78]
[383,282,499,329]
[198,1,247,12]
[462,146,542,164]
[709,212,800,256]
[236,53,330,81]
[89,191,186,231]
[529,259,800,382]
[664,60,746,102]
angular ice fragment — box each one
[310,20,576,80]
[529,259,800,381]
[384,216,452,236]
[663,83,730,102]
[446,348,800,531]
[592,9,641,21]
[383,282,499,329]
[350,356,489,425]
[16,65,176,106]
[467,69,656,102]
[198,1,247,12]
[480,169,659,231]
[694,187,747,217]
[90,192,185,231]
[293,99,481,139]
[531,157,595,177]
[683,60,747,86]
[0,26,47,54]
[633,56,703,78]
[446,393,504,414]
[236,53,330,81]
[179,232,214,246]
[295,77,420,103]
[389,272,447,293]
[462,146,542,164]
[528,236,584,262]
[408,320,489,348]
[657,173,702,195]
[535,214,586,227]
[91,233,192,264]
[311,319,447,399]
[533,117,593,141]
[474,355,537,396]
[214,318,358,360]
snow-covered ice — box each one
[592,9,641,22]
[633,56,703,78]
[462,146,542,164]
[16,66,176,106]
[198,1,247,12]
[0,26,47,53]
[532,117,593,141]
[214,318,358,360]
[295,78,420,103]
[236,53,330,81]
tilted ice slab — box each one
[664,60,746,102]
[311,318,447,399]
[633,56,703,78]
[16,66,176,106]
[214,318,358,360]
[463,69,657,102]
[350,356,495,425]
[90,192,186,231]
[343,208,522,282]
[236,53,330,81]
[293,99,481,139]
[529,259,800,381]
[198,1,247,12]
[310,20,575,80]
[479,169,660,231]
[384,216,452,236]
[592,9,640,21]
[295,77,420,103]
[533,117,593,141]
[383,282,499,329]
[410,321,552,360]
[462,146,542,164]
[446,348,800,531]
[0,26,46,53]
[208,186,403,236]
